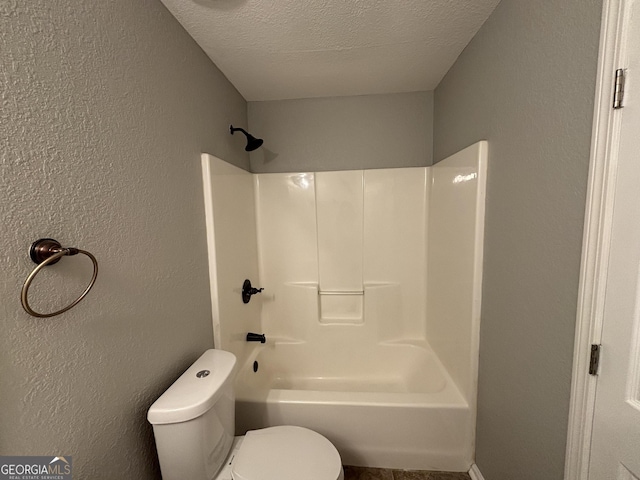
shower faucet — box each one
[242,279,264,304]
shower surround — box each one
[201,141,487,471]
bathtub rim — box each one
[234,341,469,408]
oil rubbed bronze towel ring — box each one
[21,238,98,318]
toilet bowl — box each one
[147,349,344,480]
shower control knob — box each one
[242,279,264,304]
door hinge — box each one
[613,69,625,109]
[589,344,601,375]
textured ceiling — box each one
[160,0,501,101]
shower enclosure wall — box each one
[201,141,487,471]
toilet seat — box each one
[231,426,343,480]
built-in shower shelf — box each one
[319,290,364,325]
[318,290,364,295]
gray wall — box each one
[0,0,247,478]
[433,0,602,478]
[248,91,433,173]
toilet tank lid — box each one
[147,349,237,425]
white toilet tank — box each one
[147,349,237,480]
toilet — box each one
[147,349,344,480]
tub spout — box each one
[246,333,266,343]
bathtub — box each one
[234,341,474,472]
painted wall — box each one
[433,0,603,478]
[0,1,248,478]
[248,91,433,173]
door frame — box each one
[565,0,631,477]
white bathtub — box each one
[234,342,473,472]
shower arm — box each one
[230,126,249,136]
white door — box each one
[588,1,640,478]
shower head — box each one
[230,125,264,152]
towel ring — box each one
[21,238,98,318]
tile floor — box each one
[343,466,471,480]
